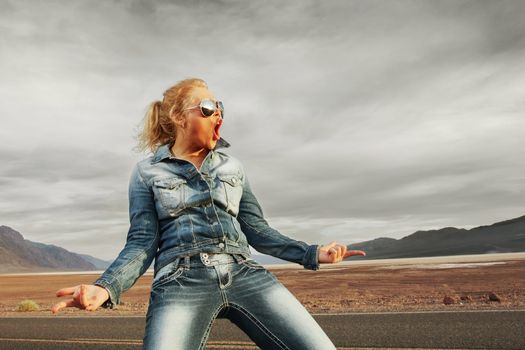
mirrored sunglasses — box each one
[184,99,224,118]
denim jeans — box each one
[142,252,336,350]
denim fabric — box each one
[93,137,321,307]
[142,252,336,350]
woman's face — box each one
[181,86,223,150]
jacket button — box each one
[218,242,225,248]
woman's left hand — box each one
[318,241,366,264]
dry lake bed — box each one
[1,252,524,316]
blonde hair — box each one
[133,78,208,154]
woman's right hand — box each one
[51,284,110,314]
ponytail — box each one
[133,78,208,154]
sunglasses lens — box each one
[200,100,215,117]
[218,101,224,119]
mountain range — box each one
[1,214,524,273]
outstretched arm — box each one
[236,171,321,270]
[91,163,160,308]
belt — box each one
[182,252,247,267]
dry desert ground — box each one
[1,252,524,316]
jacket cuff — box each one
[93,278,119,309]
[302,244,320,271]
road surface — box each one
[0,310,523,349]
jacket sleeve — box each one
[236,171,320,271]
[92,163,160,308]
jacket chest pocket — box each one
[217,173,243,216]
[152,177,187,217]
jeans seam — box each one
[220,178,230,211]
[188,214,196,243]
[117,248,147,276]
[151,265,184,290]
[228,303,291,350]
[243,259,265,270]
[104,248,149,302]
[238,215,261,233]
[238,216,290,246]
[198,304,227,350]
[231,215,240,242]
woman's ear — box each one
[172,113,187,130]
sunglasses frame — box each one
[183,99,224,119]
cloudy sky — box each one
[1,0,524,261]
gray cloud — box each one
[1,0,524,260]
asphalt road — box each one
[0,310,523,350]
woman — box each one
[51,78,366,349]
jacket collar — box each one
[151,136,231,164]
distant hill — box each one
[0,225,105,273]
[347,214,525,260]
[2,214,524,272]
[77,253,113,270]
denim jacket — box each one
[92,137,321,308]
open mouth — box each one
[213,121,222,141]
